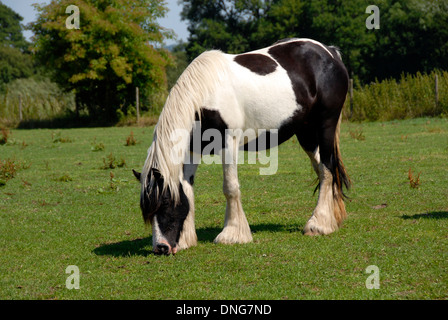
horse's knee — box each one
[223,180,240,198]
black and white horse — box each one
[133,38,350,255]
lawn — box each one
[0,117,447,300]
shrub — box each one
[0,77,75,125]
[344,70,448,121]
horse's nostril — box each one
[156,243,170,255]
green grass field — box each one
[0,117,447,300]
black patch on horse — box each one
[155,183,190,250]
[141,169,190,250]
[191,108,228,155]
[269,42,321,108]
[234,53,278,76]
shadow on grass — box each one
[93,237,154,257]
[93,223,302,257]
[401,211,448,220]
[197,223,302,243]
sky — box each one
[1,0,189,45]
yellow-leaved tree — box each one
[29,0,173,122]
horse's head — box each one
[133,168,190,255]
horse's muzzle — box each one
[154,241,178,255]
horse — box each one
[133,38,351,255]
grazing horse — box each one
[133,38,350,255]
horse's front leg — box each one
[214,133,253,244]
[178,160,199,250]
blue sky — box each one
[1,0,189,45]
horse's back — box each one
[200,38,348,132]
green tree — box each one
[0,46,34,88]
[367,0,448,81]
[0,3,34,89]
[0,2,29,50]
[181,0,270,59]
[29,0,173,121]
[181,0,448,83]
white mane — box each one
[141,50,229,203]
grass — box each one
[0,118,447,300]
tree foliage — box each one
[0,46,34,89]
[0,2,29,50]
[181,0,448,83]
[0,3,33,89]
[29,0,173,121]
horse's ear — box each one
[132,169,141,181]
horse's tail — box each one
[332,114,351,226]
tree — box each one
[180,0,377,80]
[367,0,448,81]
[0,3,33,89]
[29,0,173,121]
[0,2,29,51]
[180,0,448,83]
[0,46,34,88]
[180,0,270,59]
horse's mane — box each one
[142,50,229,204]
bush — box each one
[0,77,75,125]
[344,70,448,121]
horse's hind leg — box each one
[297,117,348,235]
[214,132,253,244]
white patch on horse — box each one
[152,218,171,253]
[201,51,299,134]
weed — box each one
[349,128,366,141]
[54,174,73,182]
[102,153,117,169]
[0,158,30,185]
[91,138,105,151]
[0,128,10,145]
[408,168,421,189]
[109,171,118,191]
[125,131,137,146]
[52,132,72,143]
[101,153,126,170]
[117,157,126,168]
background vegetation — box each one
[344,70,448,121]
[1,0,447,126]
[180,0,448,83]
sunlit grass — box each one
[0,118,447,299]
